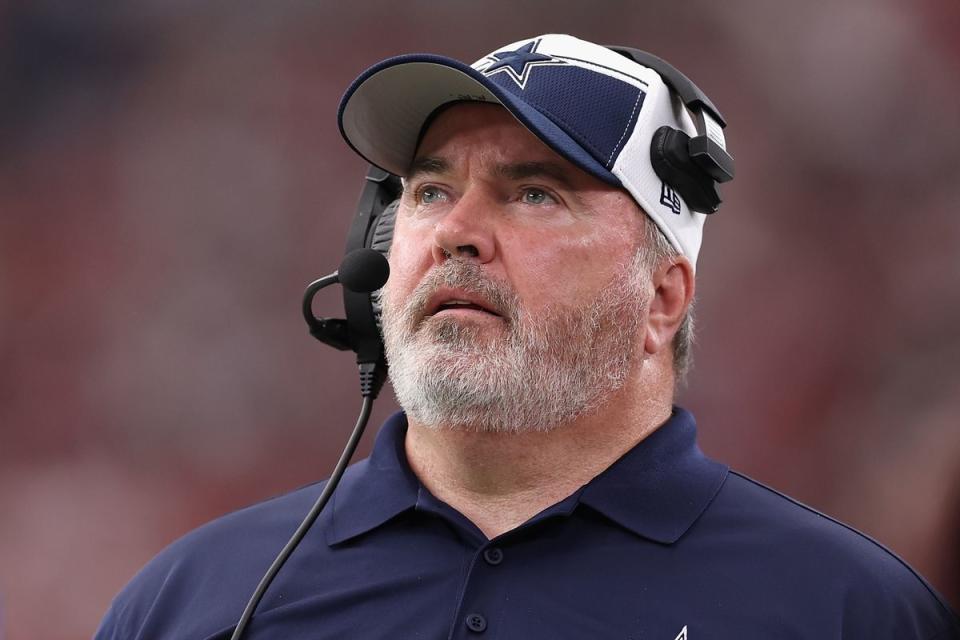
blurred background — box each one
[1,0,959,637]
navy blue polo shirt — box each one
[96,408,960,639]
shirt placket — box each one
[447,541,511,640]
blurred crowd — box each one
[1,1,958,638]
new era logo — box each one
[660,182,682,214]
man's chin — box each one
[417,316,508,346]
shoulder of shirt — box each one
[162,473,331,559]
[712,470,960,637]
[94,472,344,640]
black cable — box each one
[229,394,375,640]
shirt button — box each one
[465,613,487,633]
[483,547,504,566]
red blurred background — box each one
[1,2,958,638]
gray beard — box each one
[379,255,648,433]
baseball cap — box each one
[338,34,713,268]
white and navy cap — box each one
[339,34,724,268]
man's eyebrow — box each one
[406,156,449,180]
[495,161,576,188]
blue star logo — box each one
[478,39,565,89]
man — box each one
[96,34,960,639]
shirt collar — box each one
[326,407,727,546]
[325,411,420,545]
[578,407,728,543]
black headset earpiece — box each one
[606,45,735,214]
[341,166,401,365]
[303,165,400,397]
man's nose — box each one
[430,189,495,265]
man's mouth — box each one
[424,290,503,319]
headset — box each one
[233,45,735,640]
[303,44,734,382]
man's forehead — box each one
[407,102,590,185]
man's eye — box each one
[521,188,555,205]
[418,186,447,204]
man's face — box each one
[380,103,652,432]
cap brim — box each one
[338,54,620,187]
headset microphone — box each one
[302,248,389,356]
[338,248,390,293]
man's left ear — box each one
[643,257,695,356]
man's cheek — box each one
[388,245,427,290]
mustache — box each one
[404,259,519,325]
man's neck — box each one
[403,379,674,540]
